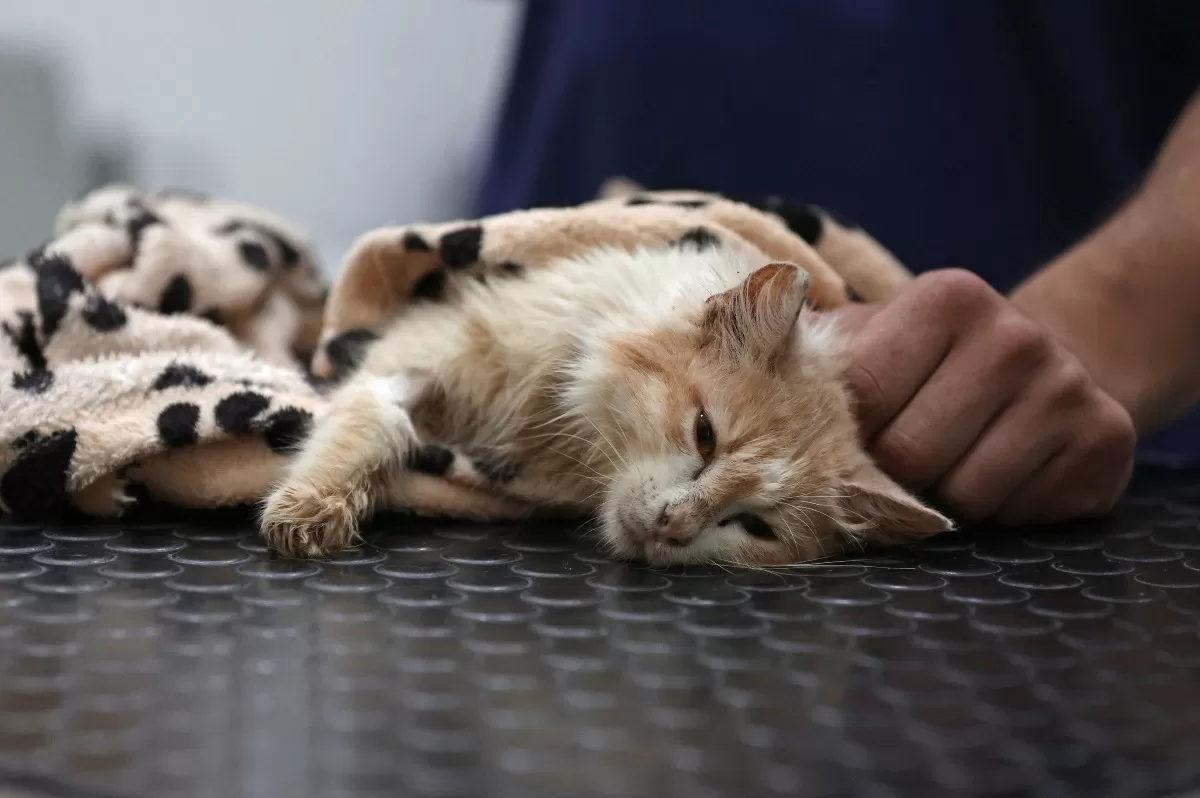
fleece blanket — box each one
[0,181,910,522]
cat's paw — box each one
[259,479,370,558]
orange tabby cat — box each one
[260,241,952,565]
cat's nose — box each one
[654,506,694,547]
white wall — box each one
[0,0,521,273]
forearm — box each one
[1011,91,1200,434]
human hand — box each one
[832,269,1136,525]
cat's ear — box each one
[840,458,954,544]
[702,262,810,364]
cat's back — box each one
[365,242,759,382]
[461,243,757,335]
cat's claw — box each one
[259,480,369,558]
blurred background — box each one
[0,0,520,274]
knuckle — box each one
[1099,410,1132,460]
[989,314,1052,372]
[1053,409,1135,521]
[1051,359,1093,409]
[919,268,997,316]
[1090,397,1137,457]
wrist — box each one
[1011,201,1194,433]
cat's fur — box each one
[260,242,952,565]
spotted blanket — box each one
[0,181,910,522]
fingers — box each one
[994,393,1135,524]
[844,269,995,439]
[872,309,1056,492]
[932,357,1091,520]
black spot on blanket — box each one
[263,407,313,453]
[157,403,201,447]
[152,363,214,391]
[80,293,128,332]
[675,227,722,251]
[325,329,379,377]
[238,241,270,271]
[625,196,655,206]
[408,444,455,476]
[411,267,448,301]
[34,253,85,338]
[158,275,193,314]
[217,221,300,268]
[402,231,433,252]
[3,312,46,371]
[0,428,77,518]
[12,369,53,393]
[671,199,709,210]
[262,229,301,268]
[773,202,824,246]
[215,391,271,435]
[439,226,483,269]
[25,243,48,266]
[127,209,164,247]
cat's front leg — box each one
[260,372,425,557]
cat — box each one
[259,240,952,566]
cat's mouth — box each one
[614,517,702,565]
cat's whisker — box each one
[702,557,737,577]
[517,430,611,469]
[541,444,610,483]
[607,409,633,453]
[568,515,601,537]
[522,429,619,476]
[776,513,804,550]
[579,412,628,471]
[574,487,609,506]
[782,499,849,528]
[525,404,579,431]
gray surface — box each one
[0,47,74,259]
[0,470,1199,798]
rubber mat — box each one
[0,469,1198,798]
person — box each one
[472,0,1200,526]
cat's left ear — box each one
[840,458,954,544]
[702,262,810,364]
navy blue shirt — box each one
[475,0,1200,465]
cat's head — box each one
[577,259,952,567]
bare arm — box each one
[1011,91,1200,435]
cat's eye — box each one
[720,513,777,541]
[694,409,716,461]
